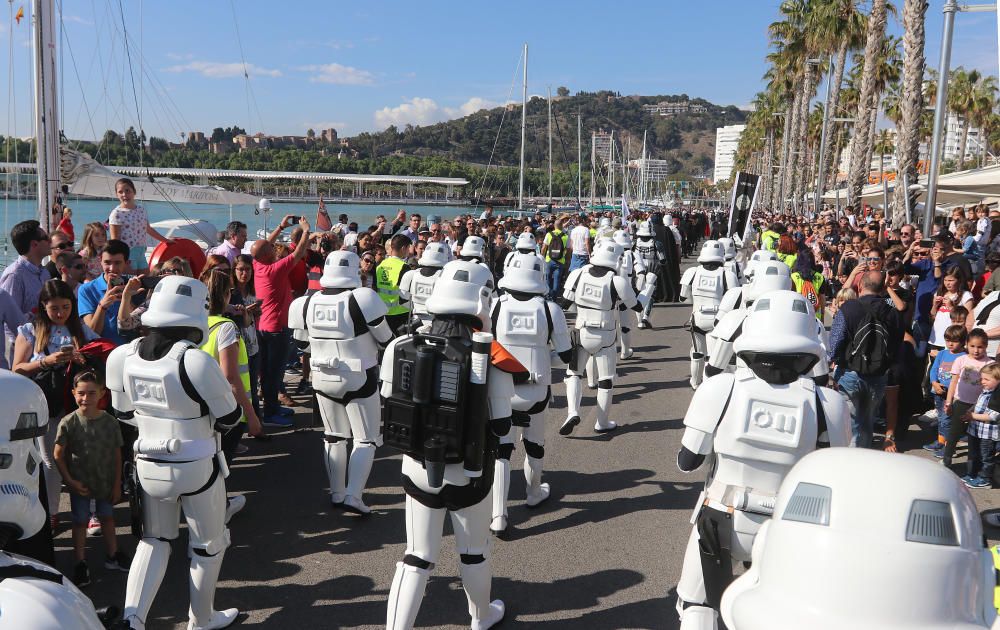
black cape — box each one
[649,213,681,302]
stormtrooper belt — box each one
[704,487,776,517]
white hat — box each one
[498,252,547,295]
[320,251,361,289]
[418,242,450,268]
[590,240,624,269]
[141,275,210,344]
[722,448,994,630]
[0,371,48,540]
[426,260,495,328]
[698,240,725,264]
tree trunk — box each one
[785,77,807,212]
[792,67,815,213]
[863,104,879,186]
[892,0,927,228]
[848,0,889,209]
[777,89,799,211]
[820,42,849,198]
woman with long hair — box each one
[12,279,98,531]
[231,254,262,419]
[776,234,798,270]
[77,222,108,281]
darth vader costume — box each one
[648,213,681,303]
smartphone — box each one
[59,345,74,354]
[288,215,301,223]
[139,275,161,292]
[919,239,935,248]
[109,276,126,287]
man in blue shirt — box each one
[904,233,972,353]
[78,239,129,346]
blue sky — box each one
[1,1,999,142]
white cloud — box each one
[374,97,498,129]
[164,61,281,79]
[299,63,374,85]
[62,15,93,26]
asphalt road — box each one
[57,268,1000,629]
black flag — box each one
[726,172,760,239]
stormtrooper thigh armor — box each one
[674,371,850,630]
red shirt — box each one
[57,217,75,242]
[253,254,299,333]
[289,258,308,298]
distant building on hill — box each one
[320,128,338,143]
[643,100,707,117]
[713,124,745,183]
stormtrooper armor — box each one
[560,241,640,435]
[680,240,739,389]
[742,249,777,283]
[596,217,615,241]
[674,290,851,630]
[613,230,651,359]
[382,259,516,630]
[0,372,106,630]
[489,252,573,536]
[723,448,999,630]
[706,261,792,376]
[400,242,450,327]
[289,251,393,514]
[632,222,662,329]
[106,276,242,630]
[502,233,541,268]
[717,237,744,285]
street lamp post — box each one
[814,54,835,216]
[923,0,958,235]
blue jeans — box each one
[258,328,291,415]
[568,253,589,273]
[933,391,949,441]
[967,433,996,482]
[547,260,565,300]
[836,370,888,448]
[70,494,113,525]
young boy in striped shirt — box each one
[963,362,1000,488]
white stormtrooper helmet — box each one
[460,235,486,259]
[744,261,792,304]
[320,250,361,289]
[0,372,48,541]
[745,249,778,279]
[718,237,737,261]
[734,289,821,383]
[599,217,611,230]
[722,448,996,630]
[515,232,538,253]
[636,222,652,238]
[141,275,210,344]
[590,241,624,269]
[698,239,725,264]
[426,259,495,329]
[613,230,633,249]
[498,251,547,295]
[418,242,450,268]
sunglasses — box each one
[161,268,182,275]
[53,242,74,250]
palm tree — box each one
[768,1,811,211]
[892,0,927,226]
[861,36,901,180]
[965,74,997,168]
[948,68,978,170]
[847,0,889,209]
[873,128,895,185]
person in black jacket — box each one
[827,271,905,448]
[648,213,680,302]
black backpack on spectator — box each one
[547,232,565,261]
[845,302,891,376]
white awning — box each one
[822,165,1000,208]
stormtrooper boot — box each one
[594,386,617,433]
[559,374,583,436]
[386,562,431,630]
[187,551,238,630]
[224,495,245,524]
[460,560,505,630]
[524,455,550,507]
[343,441,376,515]
[324,438,348,505]
[490,458,511,535]
[586,358,598,389]
[689,350,705,390]
[122,538,171,630]
[620,329,634,360]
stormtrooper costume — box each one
[596,217,615,242]
[674,290,851,630]
[559,241,641,435]
[489,251,574,536]
[399,242,450,328]
[289,251,393,514]
[459,235,491,270]
[0,372,106,630]
[741,249,777,284]
[723,448,1000,630]
[705,261,792,375]
[717,238,744,286]
[632,221,662,329]
[502,232,543,271]
[680,240,738,389]
[107,276,242,630]
[382,259,517,630]
[613,230,652,360]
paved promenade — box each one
[59,286,1000,629]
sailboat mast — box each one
[518,43,527,211]
[547,86,552,206]
[608,131,614,203]
[32,0,60,230]
[641,130,647,203]
[589,131,595,207]
[577,112,582,207]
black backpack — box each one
[845,301,891,376]
[547,232,565,261]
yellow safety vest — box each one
[376,256,410,316]
[202,315,250,422]
[762,230,779,252]
[545,230,568,264]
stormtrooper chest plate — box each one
[575,273,613,310]
[692,268,725,305]
[496,298,548,347]
[123,351,202,420]
[307,294,352,339]
[410,274,438,306]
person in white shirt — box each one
[568,217,592,273]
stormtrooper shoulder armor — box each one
[288,295,308,331]
[562,268,585,301]
[611,274,638,310]
[379,336,404,398]
[816,385,852,447]
[712,309,746,344]
[354,286,390,323]
[680,372,735,456]
[546,301,573,354]
[106,344,134,419]
[182,348,240,424]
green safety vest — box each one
[202,315,250,422]
[761,230,780,252]
[545,230,568,264]
[376,256,410,316]
[791,272,824,320]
